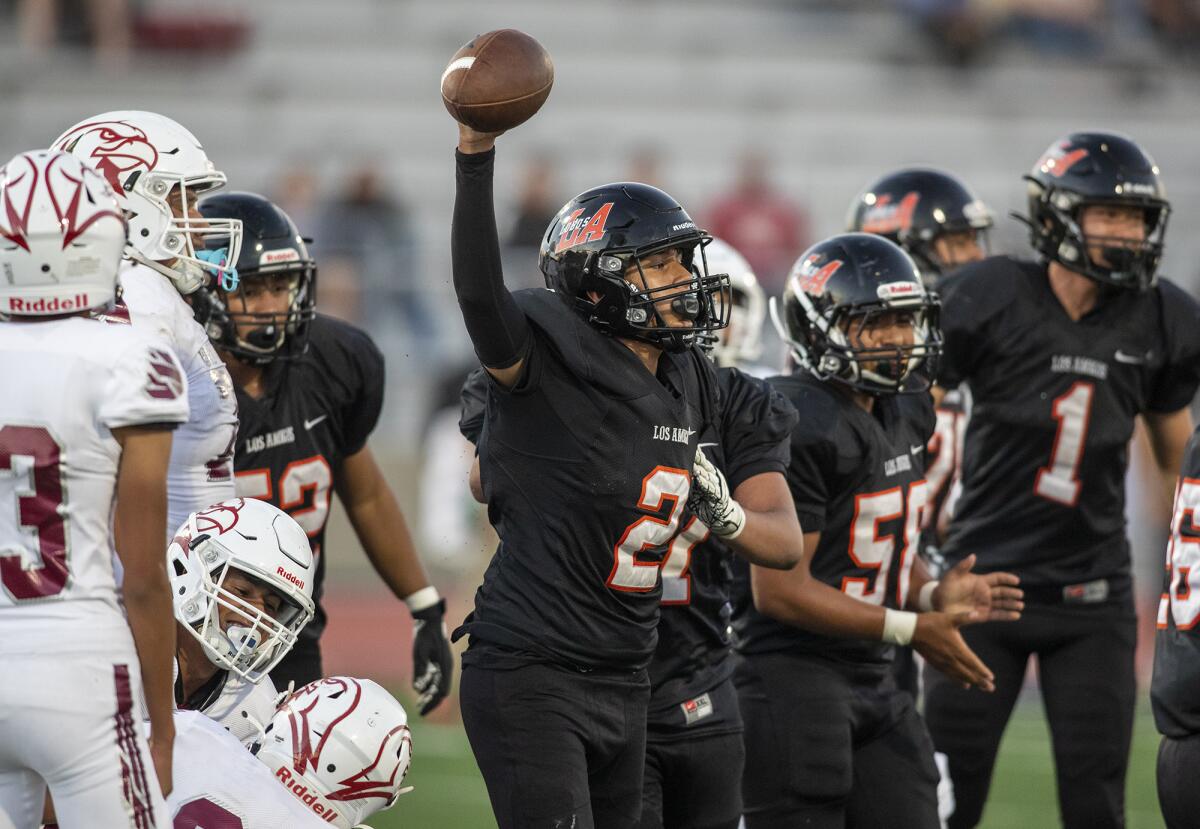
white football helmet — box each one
[703,237,765,367]
[255,677,413,829]
[168,498,316,683]
[53,110,242,294]
[0,149,127,316]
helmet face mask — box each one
[540,183,730,352]
[1021,132,1169,291]
[772,233,941,395]
[53,111,242,294]
[169,498,316,684]
[696,237,765,367]
[195,192,317,365]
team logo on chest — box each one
[243,426,295,454]
[653,424,695,445]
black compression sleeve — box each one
[452,148,531,369]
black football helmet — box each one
[1019,131,1169,291]
[771,233,941,395]
[539,182,729,352]
[846,167,992,283]
[194,192,316,364]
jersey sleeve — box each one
[934,259,1014,389]
[338,324,387,455]
[459,367,489,446]
[718,368,798,489]
[779,382,839,534]
[1149,279,1200,413]
[98,335,190,429]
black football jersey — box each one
[646,367,796,733]
[938,256,1200,586]
[232,314,385,645]
[1152,426,1200,737]
[735,372,935,665]
[453,288,722,672]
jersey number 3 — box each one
[0,425,69,602]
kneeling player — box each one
[168,676,412,828]
[169,497,316,744]
[735,233,1022,829]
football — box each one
[440,29,554,132]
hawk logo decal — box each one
[55,120,160,195]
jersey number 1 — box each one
[1035,381,1094,507]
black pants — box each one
[460,660,650,829]
[923,596,1137,829]
[1157,732,1200,829]
[269,637,323,691]
[641,679,744,829]
[737,651,940,829]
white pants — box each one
[0,650,167,829]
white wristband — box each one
[918,580,940,613]
[404,586,441,613]
[882,609,918,646]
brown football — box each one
[441,29,554,132]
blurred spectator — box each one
[506,151,559,251]
[1143,0,1200,58]
[272,162,321,244]
[898,0,990,65]
[704,150,810,296]
[317,167,430,345]
[18,0,131,66]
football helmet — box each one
[699,237,765,367]
[1019,131,1169,291]
[0,149,127,316]
[539,182,729,352]
[194,192,317,364]
[168,498,316,684]
[255,677,413,829]
[771,233,940,394]
[847,167,992,282]
[53,110,242,294]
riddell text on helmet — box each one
[8,294,90,313]
[274,766,340,823]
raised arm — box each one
[452,125,530,389]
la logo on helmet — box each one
[555,202,614,252]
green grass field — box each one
[367,693,1165,829]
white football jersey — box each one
[168,710,335,828]
[120,263,238,534]
[0,315,188,647]
[192,668,280,747]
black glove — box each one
[412,598,454,715]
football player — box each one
[847,168,993,703]
[641,238,798,829]
[168,497,316,745]
[450,119,804,829]
[736,233,1022,828]
[1152,424,1200,829]
[190,192,454,708]
[922,132,1200,829]
[0,149,187,828]
[54,111,243,537]
[167,676,412,829]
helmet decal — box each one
[1037,141,1089,179]
[795,255,843,294]
[859,191,920,235]
[192,498,247,536]
[554,202,614,253]
[0,155,36,252]
[145,347,184,401]
[55,120,160,194]
[47,154,127,247]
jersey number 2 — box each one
[609,466,694,593]
[0,425,69,601]
[1035,381,1094,507]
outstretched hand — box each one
[934,554,1023,622]
[458,123,505,155]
